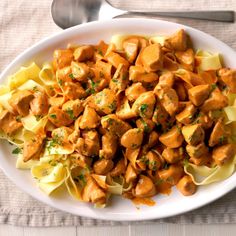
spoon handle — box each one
[125,11,234,22]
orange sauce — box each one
[132,197,156,207]
[156,182,172,195]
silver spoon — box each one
[51,0,234,29]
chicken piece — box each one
[212,144,235,166]
[129,65,158,83]
[140,43,163,72]
[218,68,236,93]
[186,143,208,159]
[23,134,45,162]
[101,114,131,137]
[125,82,146,102]
[56,66,72,85]
[99,132,118,159]
[136,118,155,133]
[95,60,113,80]
[188,84,211,106]
[87,88,117,114]
[52,126,73,145]
[158,164,184,185]
[0,110,22,135]
[73,45,94,62]
[110,158,126,177]
[123,37,139,63]
[76,130,100,157]
[209,120,227,147]
[105,51,129,69]
[9,90,34,116]
[174,82,188,101]
[134,175,156,198]
[79,106,100,129]
[146,150,162,171]
[177,175,197,196]
[189,155,210,166]
[146,131,159,149]
[193,112,213,129]
[109,64,129,94]
[182,124,205,145]
[30,91,49,116]
[48,106,73,127]
[201,88,228,112]
[93,159,114,175]
[82,176,106,204]
[71,61,89,82]
[152,101,169,130]
[159,126,184,148]
[165,29,188,51]
[62,99,84,118]
[125,163,137,184]
[176,103,196,125]
[175,48,195,71]
[162,147,184,164]
[158,71,174,88]
[63,82,86,100]
[154,86,179,116]
[121,128,143,149]
[132,91,156,119]
[53,49,73,69]
[68,129,80,144]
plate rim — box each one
[0,18,236,221]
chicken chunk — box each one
[212,144,235,166]
[73,45,94,62]
[125,163,137,184]
[188,84,211,106]
[152,101,169,130]
[134,175,156,198]
[76,130,100,157]
[71,61,89,82]
[201,88,228,112]
[129,65,158,83]
[132,91,156,119]
[177,175,197,196]
[52,126,73,145]
[9,90,34,116]
[193,112,213,129]
[186,143,209,159]
[162,147,184,164]
[121,128,144,149]
[105,51,129,69]
[110,158,126,177]
[159,126,184,148]
[176,103,196,125]
[48,106,73,127]
[99,132,118,159]
[158,164,184,185]
[209,120,227,147]
[146,150,162,171]
[182,124,205,145]
[93,159,114,175]
[218,68,236,93]
[158,71,174,88]
[63,82,86,100]
[123,37,139,63]
[53,49,73,69]
[82,176,106,205]
[165,29,188,51]
[79,106,100,129]
[175,48,195,71]
[23,134,45,162]
[140,43,163,72]
[0,110,22,135]
[154,86,179,116]
[62,99,83,118]
[136,118,155,133]
[101,114,131,137]
[30,91,49,116]
[125,82,146,102]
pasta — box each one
[1,29,236,207]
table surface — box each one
[1,223,236,236]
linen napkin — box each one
[1,0,236,226]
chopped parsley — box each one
[108,101,116,111]
[69,73,76,80]
[140,104,148,115]
[219,135,226,145]
[16,115,21,122]
[58,79,63,86]
[66,108,76,120]
[140,119,150,133]
[49,114,57,119]
[34,115,43,121]
[97,49,103,56]
[210,83,217,92]
[12,147,22,155]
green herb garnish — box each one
[12,147,22,155]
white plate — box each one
[0,18,236,221]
